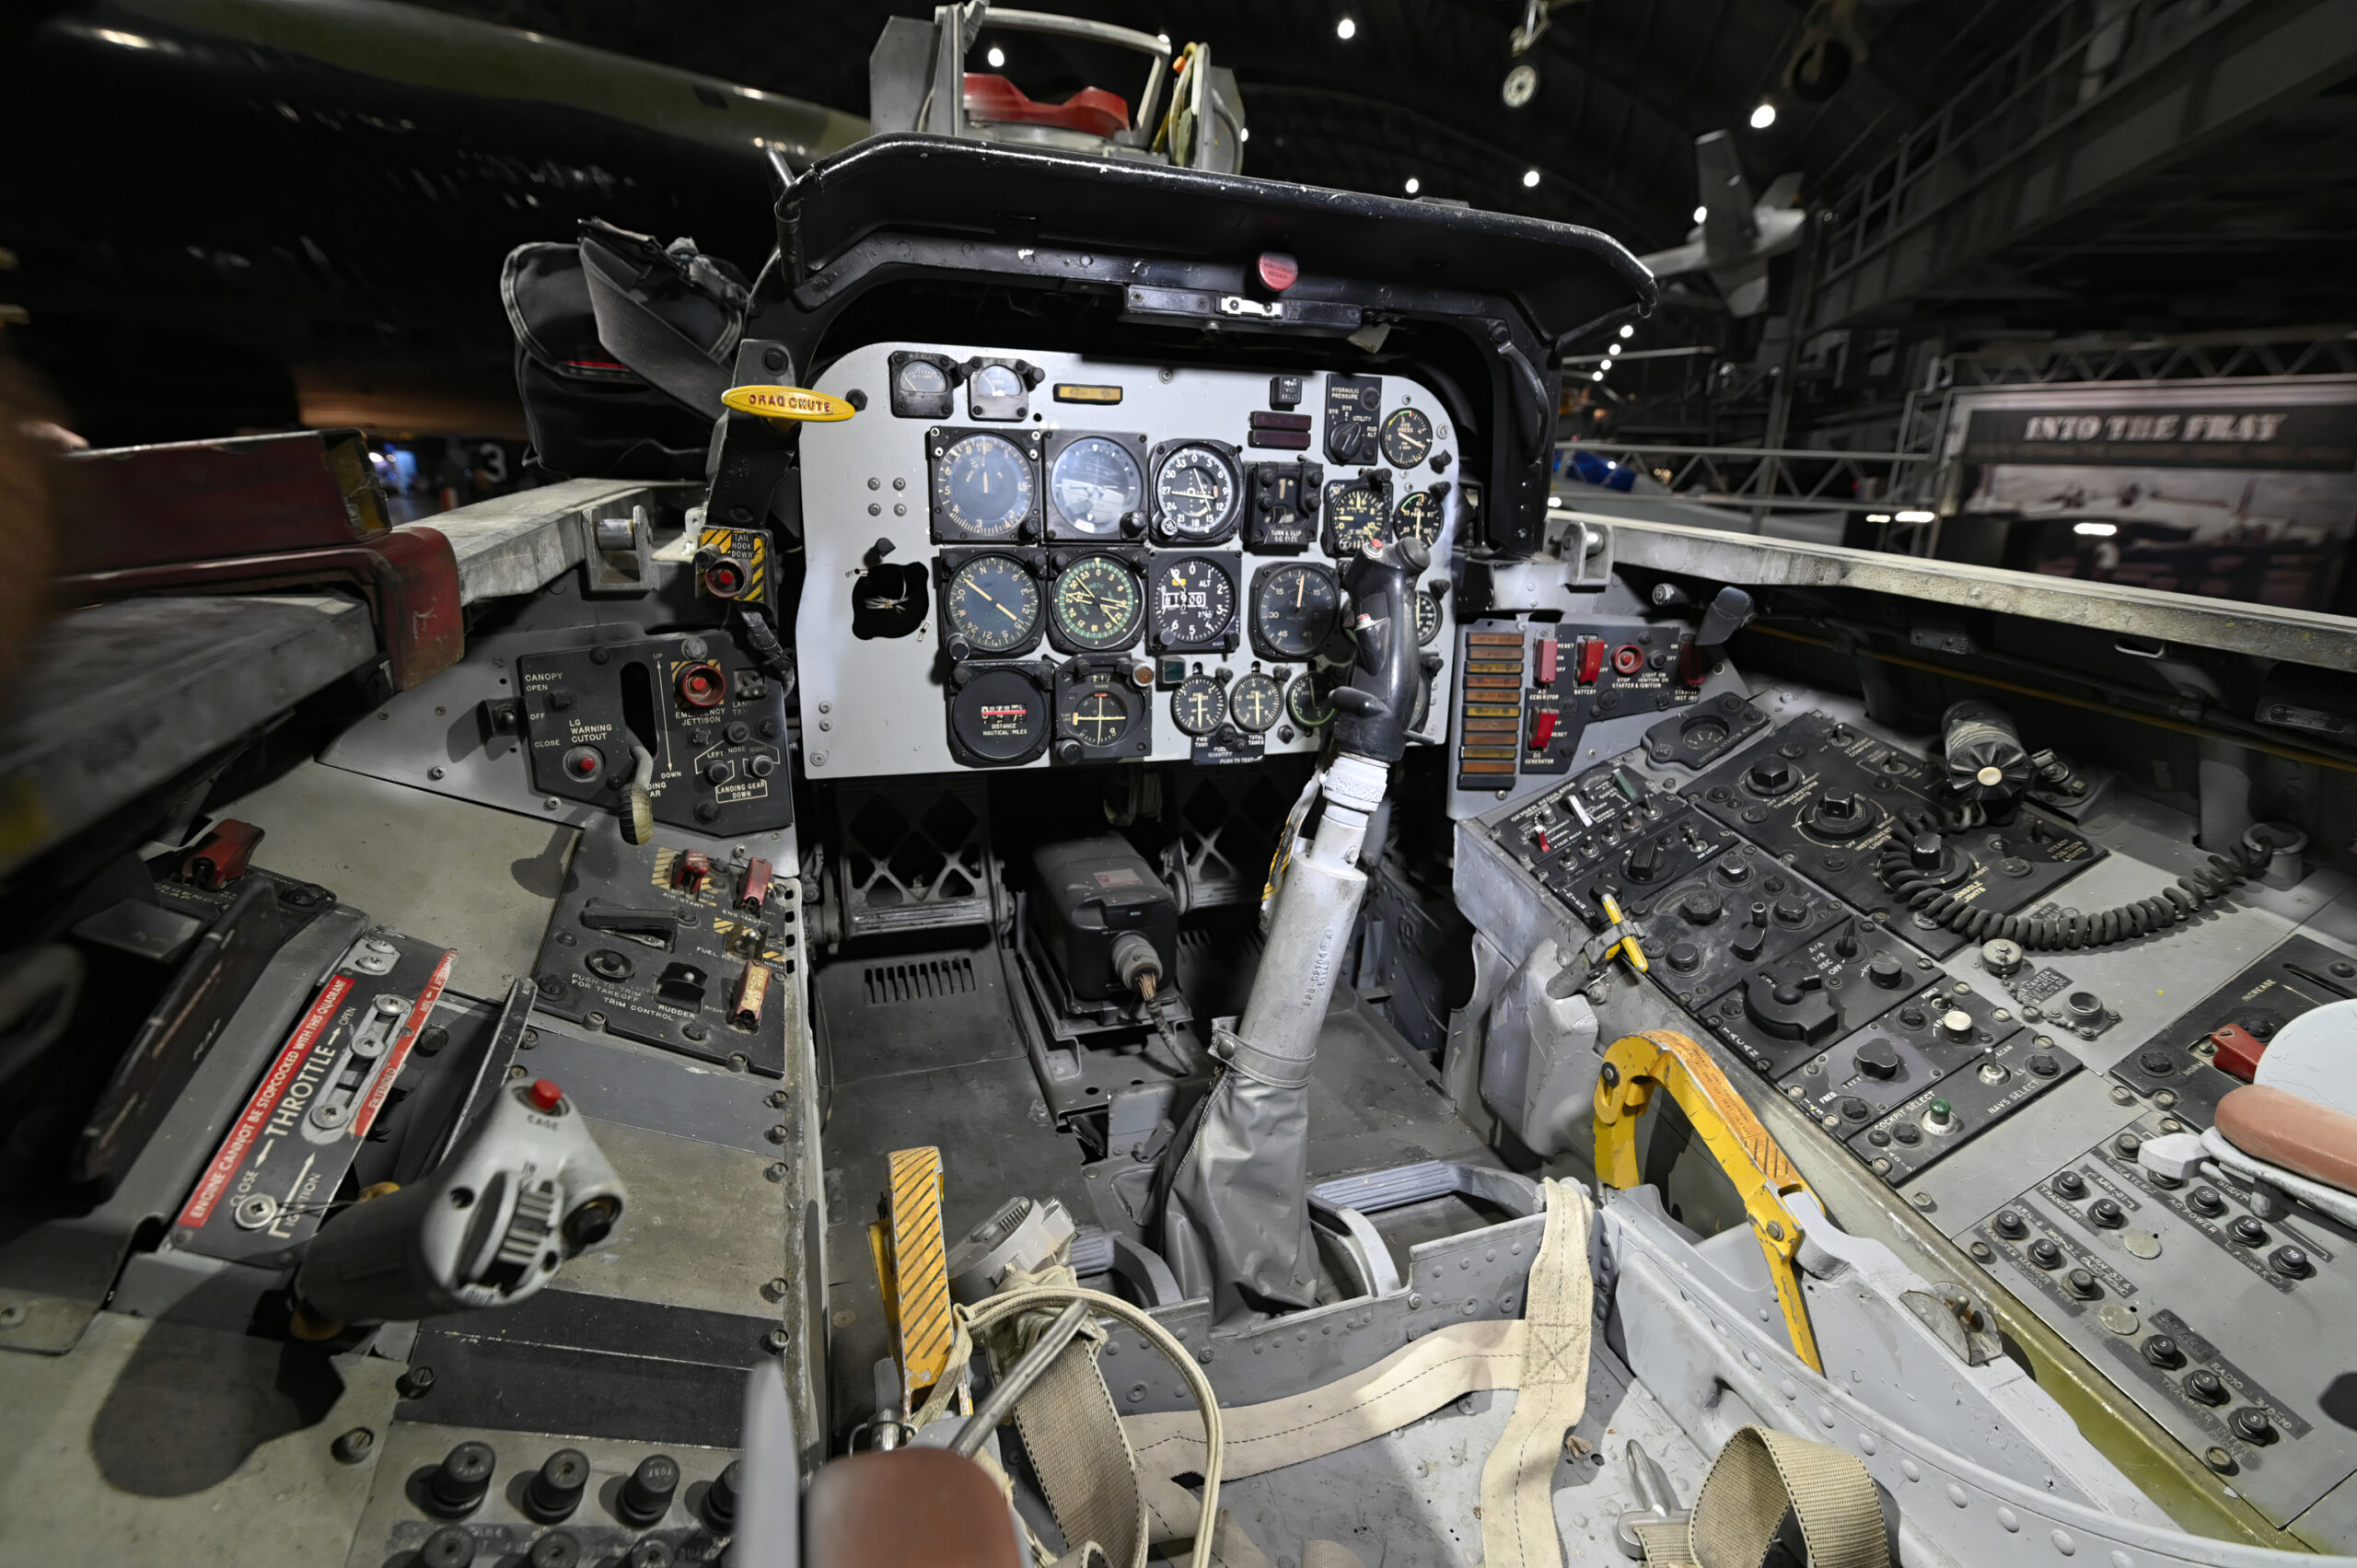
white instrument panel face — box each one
[795,344,1463,779]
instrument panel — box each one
[798,345,1464,778]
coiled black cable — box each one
[1875,804,2270,952]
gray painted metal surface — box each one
[417,479,696,604]
[1600,517,2357,671]
[0,595,377,879]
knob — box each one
[2188,1186,2225,1216]
[1838,1097,1872,1122]
[1052,738,1084,764]
[724,720,751,744]
[1909,831,1946,871]
[2027,1053,2061,1077]
[2064,1267,2101,1299]
[1628,840,1665,882]
[528,1533,582,1568]
[2232,1408,2277,1444]
[2136,1048,2177,1076]
[1938,1008,1975,1042]
[1898,1006,1927,1029]
[628,1540,675,1568]
[2054,1169,2087,1199]
[705,760,734,784]
[1853,1039,1901,1080]
[2027,1238,2062,1269]
[2088,1198,2124,1228]
[1980,937,2025,976]
[2185,1369,2228,1405]
[1666,941,1701,973]
[1817,792,1862,824]
[1833,923,1859,958]
[617,1454,679,1527]
[1866,955,1905,990]
[1993,1210,2027,1239]
[2230,1215,2268,1248]
[749,754,776,778]
[1714,854,1751,884]
[420,1526,477,1568]
[1771,898,1809,925]
[703,1459,742,1531]
[427,1441,496,1519]
[1745,759,1794,795]
[2142,1334,2184,1369]
[1678,889,1723,925]
[2114,1132,2142,1158]
[2271,1245,2313,1278]
[1732,916,1767,961]
[527,1448,589,1523]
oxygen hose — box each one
[1874,802,2271,951]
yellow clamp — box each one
[1593,1029,1823,1373]
[722,384,858,424]
[1597,891,1648,974]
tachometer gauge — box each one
[1148,554,1237,651]
[1322,477,1390,556]
[1228,672,1283,733]
[1393,489,1442,549]
[932,432,1034,540]
[1287,672,1333,728]
[1171,674,1226,737]
[1049,555,1143,650]
[1249,563,1340,662]
[1414,588,1443,646]
[1050,437,1143,537]
[1152,443,1241,542]
[943,554,1040,656]
[1381,406,1434,468]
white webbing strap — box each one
[1479,1179,1596,1568]
[1631,1425,1889,1568]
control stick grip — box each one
[1331,537,1429,762]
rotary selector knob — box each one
[1678,889,1723,925]
[1866,955,1906,990]
[1627,839,1666,882]
[1746,759,1794,796]
[1853,1038,1902,1080]
[1715,854,1751,884]
[1909,831,1946,871]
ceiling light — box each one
[1591,370,1605,382]
[1895,508,1935,524]
[1404,176,1421,194]
[2073,520,2119,537]
[1523,168,1541,188]
[1619,323,1635,339]
[1693,204,1708,223]
[1337,17,1356,40]
[1749,102,1777,130]
[1608,343,1621,355]
[985,45,1004,67]
[1865,513,1892,524]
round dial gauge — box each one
[971,364,1023,401]
[1154,445,1240,539]
[1381,406,1435,468]
[1228,672,1283,733]
[1393,490,1442,548]
[1414,589,1443,646]
[1151,556,1236,647]
[948,667,1048,763]
[897,359,947,399]
[1251,563,1340,660]
[1325,482,1389,555]
[1050,555,1143,650]
[1062,673,1135,748]
[1171,675,1226,737]
[1286,672,1333,728]
[934,433,1032,538]
[945,555,1040,654]
[1050,437,1143,535]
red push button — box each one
[528,1079,565,1112]
[678,661,727,709]
[1612,644,1644,676]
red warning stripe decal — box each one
[176,973,354,1229]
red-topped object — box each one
[961,74,1130,138]
[1257,252,1300,292]
[528,1079,564,1112]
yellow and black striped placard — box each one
[881,1145,953,1406]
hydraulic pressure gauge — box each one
[1049,554,1144,651]
[1393,489,1442,549]
[1322,475,1391,556]
[942,554,1040,656]
[1170,674,1226,737]
[1049,436,1144,537]
[1414,588,1443,646]
[1147,554,1237,652]
[1249,562,1341,662]
[1381,406,1434,468]
[1151,442,1241,543]
[932,432,1035,540]
[1287,672,1334,729]
[1228,672,1283,734]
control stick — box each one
[1162,535,1431,1321]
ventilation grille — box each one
[864,957,979,1006]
